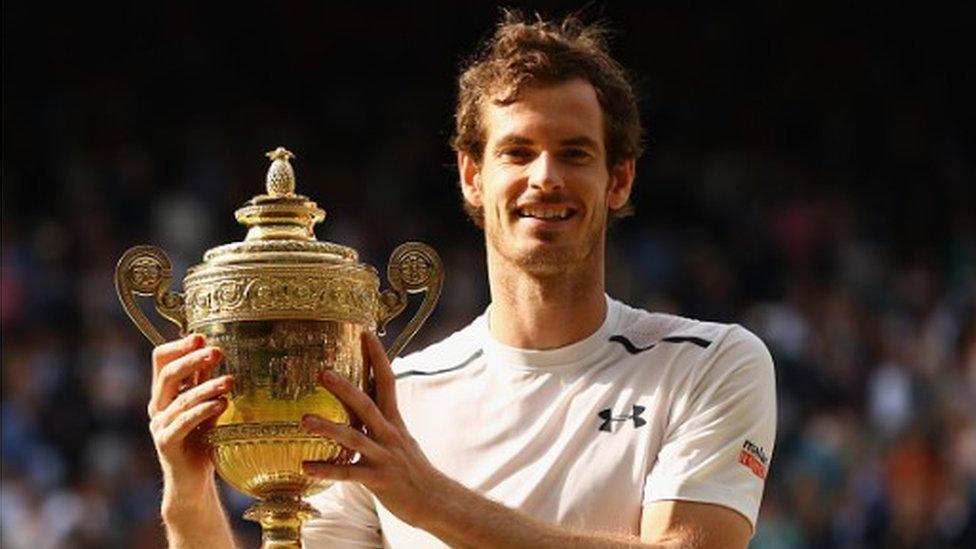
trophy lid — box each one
[199,147,360,266]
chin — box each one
[509,244,585,275]
[487,223,603,276]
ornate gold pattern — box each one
[209,422,334,444]
[183,265,380,331]
[379,242,444,359]
[127,256,164,291]
[115,245,187,345]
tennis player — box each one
[147,12,776,548]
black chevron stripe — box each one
[395,349,484,379]
[609,335,655,354]
[660,336,712,348]
[609,334,712,354]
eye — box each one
[501,147,535,163]
[560,148,594,164]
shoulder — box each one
[610,298,729,352]
[390,315,485,379]
[610,298,774,376]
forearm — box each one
[418,476,666,549]
[161,474,237,549]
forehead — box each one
[483,79,604,145]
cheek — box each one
[578,178,609,217]
[479,188,509,229]
[483,173,522,214]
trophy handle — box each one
[114,245,187,346]
[377,242,444,361]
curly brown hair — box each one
[452,10,643,226]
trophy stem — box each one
[244,496,319,548]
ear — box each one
[607,158,636,211]
[458,151,483,208]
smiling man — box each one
[146,11,775,549]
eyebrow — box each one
[493,134,600,149]
[494,134,534,148]
[559,136,600,150]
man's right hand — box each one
[148,334,234,517]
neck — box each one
[486,247,607,350]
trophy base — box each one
[244,496,320,548]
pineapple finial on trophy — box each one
[235,147,325,242]
[265,146,296,196]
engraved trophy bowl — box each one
[114,147,443,547]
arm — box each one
[301,333,752,548]
[148,335,238,549]
[161,478,237,549]
[639,500,751,548]
[412,475,750,548]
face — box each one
[459,78,634,275]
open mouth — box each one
[515,206,577,221]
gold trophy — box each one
[115,147,443,547]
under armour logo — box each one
[598,405,647,432]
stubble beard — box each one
[486,211,606,278]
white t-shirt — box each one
[305,296,776,547]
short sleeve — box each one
[304,481,382,548]
[643,325,777,530]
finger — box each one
[150,347,223,416]
[364,332,404,427]
[157,398,228,452]
[319,369,398,442]
[151,347,222,417]
[156,374,234,427]
[190,342,220,388]
[152,334,205,378]
[302,461,374,484]
[301,414,389,460]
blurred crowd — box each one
[3,3,974,548]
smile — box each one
[515,206,576,221]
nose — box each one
[527,152,564,191]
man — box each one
[147,12,776,548]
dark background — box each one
[3,2,974,547]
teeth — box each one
[519,207,570,220]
